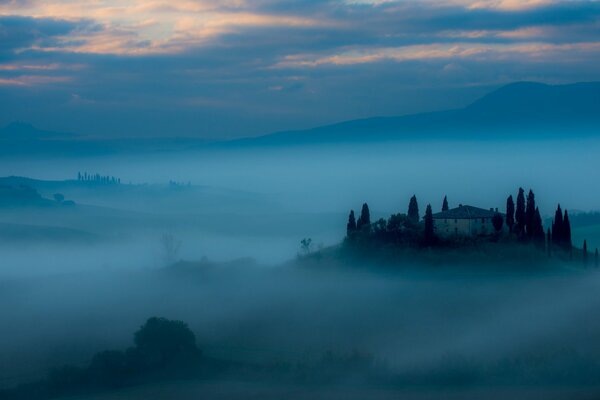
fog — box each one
[1,139,600,398]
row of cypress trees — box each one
[505,188,545,248]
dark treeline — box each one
[77,172,121,184]
[344,187,595,266]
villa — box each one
[432,205,504,237]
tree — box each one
[596,248,599,268]
[515,188,526,236]
[442,196,449,212]
[346,210,357,237]
[300,238,312,255]
[53,193,65,203]
[408,195,419,224]
[424,204,435,246]
[583,240,588,267]
[552,204,563,247]
[161,233,181,266]
[492,212,503,233]
[547,229,552,257]
[533,207,545,250]
[525,189,536,239]
[506,195,515,233]
[358,203,371,232]
[133,317,199,369]
[563,210,572,250]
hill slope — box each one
[225,81,600,146]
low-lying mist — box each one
[1,138,600,398]
[2,260,600,391]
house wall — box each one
[433,217,497,237]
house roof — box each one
[432,205,502,220]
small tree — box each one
[358,203,371,231]
[547,229,552,257]
[506,195,515,233]
[424,204,435,246]
[53,193,65,203]
[161,233,182,266]
[583,240,588,267]
[525,189,536,239]
[408,195,419,224]
[515,187,526,236]
[552,204,563,247]
[300,238,312,255]
[346,210,357,237]
[595,248,599,268]
[492,212,503,233]
[442,196,449,212]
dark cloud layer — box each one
[0,1,599,138]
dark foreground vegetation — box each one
[6,313,600,400]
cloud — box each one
[0,0,599,138]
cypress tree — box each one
[552,205,563,247]
[547,229,552,257]
[442,196,449,212]
[346,210,357,237]
[533,207,545,250]
[424,204,435,246]
[359,203,371,231]
[506,195,515,233]
[525,190,536,239]
[563,210,572,250]
[408,195,419,224]
[515,188,526,236]
[583,240,588,267]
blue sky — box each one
[1,0,600,138]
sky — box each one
[1,0,600,139]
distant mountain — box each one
[3,82,599,154]
[223,82,600,146]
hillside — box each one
[224,82,600,146]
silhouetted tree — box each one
[133,317,200,370]
[408,195,419,224]
[424,204,435,245]
[492,212,503,233]
[346,210,357,237]
[300,238,312,255]
[552,204,563,247]
[442,196,449,212]
[515,188,526,235]
[547,229,552,257]
[357,203,371,232]
[525,189,536,239]
[506,195,515,233]
[596,248,599,268]
[533,207,545,250]
[583,240,588,267]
